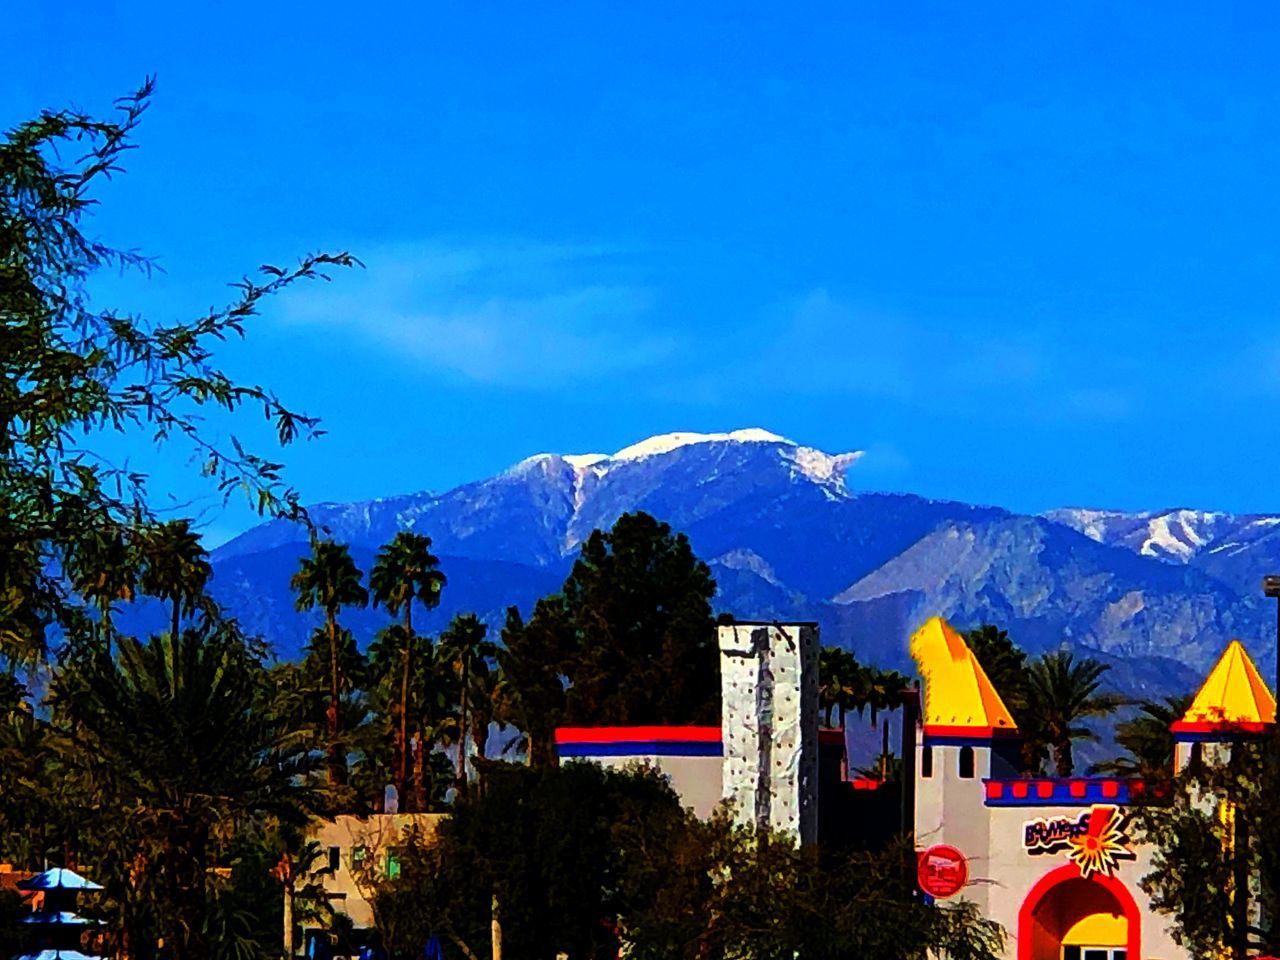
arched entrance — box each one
[1017,863,1141,960]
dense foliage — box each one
[1134,731,1280,959]
[372,761,1005,960]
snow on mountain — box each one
[1042,507,1238,563]
[511,429,861,494]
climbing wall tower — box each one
[718,620,818,844]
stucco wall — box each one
[576,753,724,818]
[914,734,1185,960]
[306,813,447,929]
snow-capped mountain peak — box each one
[506,428,863,494]
[611,428,792,461]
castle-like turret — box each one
[1171,639,1276,773]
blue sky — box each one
[12,3,1280,542]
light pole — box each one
[1264,575,1280,696]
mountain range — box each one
[206,428,1280,701]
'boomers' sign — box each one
[1022,804,1135,878]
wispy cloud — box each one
[279,240,679,386]
[662,287,1145,426]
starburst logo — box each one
[1023,804,1135,878]
[1066,805,1134,878]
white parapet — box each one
[718,621,818,844]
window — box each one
[327,846,340,873]
[386,848,401,880]
[921,745,933,779]
[958,745,975,779]
[1062,948,1125,960]
[352,845,367,868]
[1190,742,1203,767]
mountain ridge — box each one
[209,429,1280,699]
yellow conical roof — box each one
[1172,640,1276,734]
[910,616,1018,735]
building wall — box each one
[306,814,447,929]
[915,736,996,916]
[719,621,818,843]
[573,753,724,818]
[982,804,1182,960]
[915,732,1187,960]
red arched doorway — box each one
[1017,863,1141,960]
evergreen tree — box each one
[554,511,719,726]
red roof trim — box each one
[555,725,722,744]
[924,724,1021,739]
[1170,720,1273,734]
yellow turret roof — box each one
[910,616,1018,736]
[1171,640,1276,734]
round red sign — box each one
[917,844,969,899]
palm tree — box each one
[369,532,446,806]
[818,647,859,728]
[1094,694,1193,779]
[65,526,137,653]
[1025,650,1122,777]
[291,540,368,783]
[53,623,322,960]
[272,839,337,958]
[137,519,212,640]
[438,613,496,791]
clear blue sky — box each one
[12,3,1280,542]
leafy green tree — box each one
[498,603,569,769]
[1095,694,1192,779]
[292,540,369,783]
[1024,650,1122,777]
[1135,730,1280,959]
[0,79,354,676]
[373,762,1005,960]
[137,519,213,640]
[369,532,446,806]
[963,624,1048,773]
[64,526,137,651]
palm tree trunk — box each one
[1056,740,1073,778]
[397,606,412,808]
[491,891,503,960]
[282,886,294,958]
[457,655,469,790]
[171,595,181,640]
[412,733,427,811]
[326,610,342,784]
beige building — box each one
[297,813,445,943]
